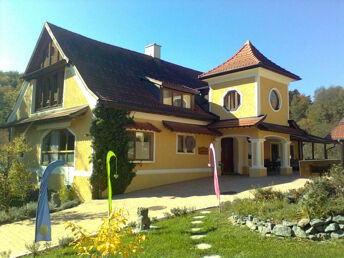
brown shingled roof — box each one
[43,23,215,121]
[329,118,344,140]
[208,115,266,129]
[199,40,300,80]
[163,120,221,136]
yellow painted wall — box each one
[70,110,93,172]
[259,77,289,125]
[210,77,256,120]
[133,118,214,170]
[63,67,89,108]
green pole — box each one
[106,150,118,216]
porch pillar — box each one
[341,141,344,167]
[324,144,328,160]
[299,141,304,160]
[213,138,222,175]
[280,141,293,175]
[249,138,267,177]
[242,138,249,175]
[312,142,315,160]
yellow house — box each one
[2,23,333,200]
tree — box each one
[289,89,312,122]
[0,136,34,211]
[306,86,344,137]
[0,71,21,124]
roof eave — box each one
[199,64,301,81]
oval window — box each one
[270,90,280,110]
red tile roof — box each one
[208,115,266,129]
[329,118,344,140]
[124,121,161,132]
[162,120,221,136]
[199,40,300,80]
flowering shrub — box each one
[66,209,145,257]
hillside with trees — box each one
[289,86,344,159]
[0,71,21,124]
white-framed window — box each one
[41,129,75,166]
[269,88,281,111]
[177,134,196,154]
[223,90,241,112]
[128,131,154,161]
[162,88,193,109]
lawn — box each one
[26,206,344,258]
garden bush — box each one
[252,187,285,202]
[226,165,344,221]
[58,184,78,203]
[299,164,344,218]
[0,199,80,225]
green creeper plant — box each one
[90,105,135,199]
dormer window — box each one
[35,69,64,111]
[224,90,241,112]
[162,88,194,109]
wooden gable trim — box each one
[24,22,69,75]
[22,59,67,80]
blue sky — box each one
[0,0,343,96]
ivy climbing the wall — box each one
[90,105,135,199]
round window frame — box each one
[268,88,282,112]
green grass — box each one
[25,206,344,258]
[223,198,303,223]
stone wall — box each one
[229,214,344,241]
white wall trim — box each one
[132,112,209,125]
[36,166,91,184]
[72,66,98,109]
[203,68,258,85]
[136,167,211,175]
[258,67,294,84]
[208,83,212,113]
[7,81,30,123]
[30,80,37,115]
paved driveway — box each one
[0,174,308,257]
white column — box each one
[250,138,265,169]
[281,141,291,168]
[236,137,245,174]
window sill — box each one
[176,152,195,155]
[130,160,155,164]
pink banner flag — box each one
[208,143,221,208]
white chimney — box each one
[145,43,161,59]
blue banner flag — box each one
[35,160,64,242]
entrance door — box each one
[271,144,279,162]
[221,138,234,174]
